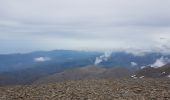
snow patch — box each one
[131,75,137,79]
[139,76,144,79]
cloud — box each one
[94,51,112,65]
[151,57,170,68]
[140,66,146,69]
[131,62,138,67]
[0,0,170,53]
[34,57,51,62]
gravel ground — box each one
[0,79,170,100]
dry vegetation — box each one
[0,79,170,100]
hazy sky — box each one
[0,0,170,54]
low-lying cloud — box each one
[94,51,112,65]
[34,57,51,62]
[131,62,138,67]
[151,57,170,68]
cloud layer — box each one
[150,57,170,68]
[0,0,170,53]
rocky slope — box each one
[136,64,170,78]
[0,79,170,100]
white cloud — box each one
[151,57,170,68]
[34,57,51,62]
[131,62,138,67]
[0,0,170,53]
[140,66,146,69]
[94,51,112,65]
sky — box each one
[0,0,170,54]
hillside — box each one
[0,79,170,100]
[136,64,170,78]
[35,66,133,84]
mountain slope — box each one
[1,79,170,100]
[1,50,170,86]
[0,50,100,86]
[0,50,100,72]
[35,66,133,84]
[136,63,170,78]
[101,67,133,78]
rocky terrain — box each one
[136,64,170,78]
[0,78,170,100]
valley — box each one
[0,50,170,86]
[0,50,170,100]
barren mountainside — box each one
[0,79,170,100]
[136,64,170,78]
[34,66,133,84]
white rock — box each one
[139,76,144,78]
[131,75,137,79]
[162,72,166,74]
[167,75,170,78]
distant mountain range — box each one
[0,50,100,72]
[0,50,170,86]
